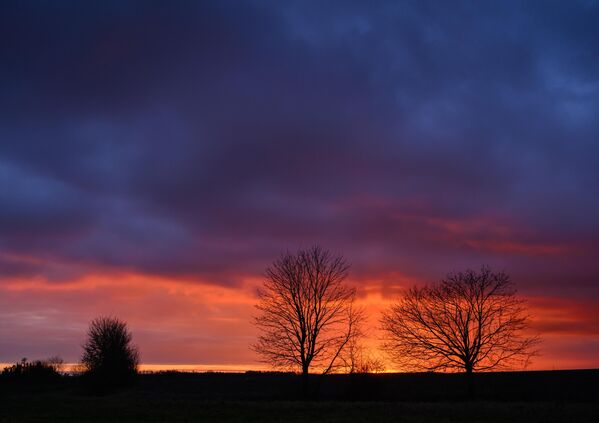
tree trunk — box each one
[301,364,309,399]
[464,364,475,399]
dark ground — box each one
[1,370,598,422]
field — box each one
[2,370,598,422]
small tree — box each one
[81,316,139,387]
[252,246,362,376]
[381,267,540,373]
[341,338,386,374]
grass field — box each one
[2,393,598,423]
[2,370,598,422]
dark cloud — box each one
[0,0,598,298]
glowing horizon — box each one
[1,2,598,372]
[1,270,598,371]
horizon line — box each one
[2,362,598,374]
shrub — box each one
[81,316,139,390]
[1,356,63,384]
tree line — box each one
[2,245,540,389]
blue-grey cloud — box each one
[0,0,598,298]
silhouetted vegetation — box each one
[5,261,587,423]
[341,338,386,374]
[253,246,363,376]
[81,316,139,391]
[382,267,540,373]
[0,356,63,384]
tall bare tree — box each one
[252,246,361,375]
[381,267,540,373]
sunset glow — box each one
[1,1,598,373]
[1,267,597,371]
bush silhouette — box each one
[81,316,139,390]
[1,357,63,379]
[0,357,63,384]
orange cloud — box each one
[1,270,598,371]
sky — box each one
[1,1,598,371]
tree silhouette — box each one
[252,246,362,376]
[381,267,540,373]
[341,337,386,374]
[0,357,63,383]
[81,316,139,387]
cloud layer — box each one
[1,1,598,368]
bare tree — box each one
[341,336,386,374]
[337,315,385,374]
[81,316,139,386]
[381,267,540,373]
[252,246,361,375]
